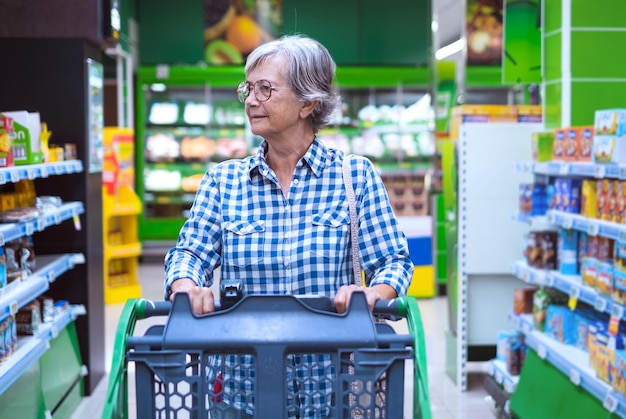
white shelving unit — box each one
[451,122,543,391]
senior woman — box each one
[164,34,413,418]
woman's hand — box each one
[334,283,396,314]
[169,278,216,314]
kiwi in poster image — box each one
[466,0,503,66]
[203,0,280,65]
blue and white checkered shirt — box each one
[165,137,412,298]
[164,137,413,416]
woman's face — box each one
[244,56,305,140]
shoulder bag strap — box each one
[342,154,361,286]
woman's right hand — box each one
[169,278,216,314]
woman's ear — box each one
[299,100,318,119]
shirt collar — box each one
[247,137,330,180]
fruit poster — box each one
[204,0,281,65]
[466,0,503,66]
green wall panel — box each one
[543,81,562,129]
[282,0,359,64]
[571,81,626,125]
[571,0,626,27]
[543,32,562,82]
[138,0,204,65]
[361,0,431,66]
[571,31,626,78]
[0,361,46,418]
[543,0,562,34]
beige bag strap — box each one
[342,155,361,286]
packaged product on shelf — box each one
[613,238,626,304]
[572,309,593,351]
[40,296,54,323]
[531,131,554,162]
[0,115,15,167]
[613,349,626,395]
[513,287,537,314]
[552,128,566,161]
[580,180,597,219]
[5,237,36,283]
[554,178,582,213]
[572,126,594,162]
[577,231,588,275]
[496,330,522,361]
[533,288,569,332]
[558,229,578,275]
[0,110,43,165]
[505,332,526,376]
[593,109,626,164]
[616,181,626,224]
[519,184,549,216]
[540,231,558,270]
[15,300,41,335]
[54,299,70,315]
[0,322,5,362]
[0,247,6,289]
[2,319,11,359]
[545,305,577,344]
[523,231,542,268]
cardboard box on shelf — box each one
[0,110,42,165]
[593,109,626,164]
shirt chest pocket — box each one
[311,210,350,258]
[223,219,265,267]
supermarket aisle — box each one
[73,263,496,419]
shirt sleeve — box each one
[353,156,414,296]
[164,170,223,299]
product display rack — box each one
[447,122,541,391]
[0,160,88,417]
[505,161,626,418]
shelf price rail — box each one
[508,311,626,417]
[0,160,83,185]
[0,253,86,396]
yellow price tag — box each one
[73,214,82,231]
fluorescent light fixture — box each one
[435,39,465,60]
[150,83,167,92]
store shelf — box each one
[0,253,85,324]
[0,160,83,185]
[0,304,85,396]
[0,201,84,246]
[512,260,623,320]
[488,358,520,394]
[509,311,625,417]
[516,160,626,179]
[105,242,142,260]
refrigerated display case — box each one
[136,66,435,242]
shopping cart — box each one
[101,291,431,418]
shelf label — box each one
[547,212,556,225]
[603,393,618,413]
[40,166,48,178]
[9,170,19,183]
[73,214,81,231]
[612,304,625,319]
[595,297,608,313]
[568,287,580,311]
[522,270,530,283]
[512,315,522,330]
[620,164,626,180]
[537,344,547,360]
[620,229,626,243]
[562,217,574,230]
[521,320,531,334]
[0,172,6,184]
[595,165,607,179]
[569,369,581,386]
[546,273,555,287]
[27,169,36,180]
[25,223,34,236]
[54,213,61,225]
[10,301,17,315]
[48,270,56,283]
[560,163,570,175]
[37,218,45,232]
[587,222,600,236]
[50,325,58,339]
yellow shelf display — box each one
[103,185,142,304]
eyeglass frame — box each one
[236,79,279,103]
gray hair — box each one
[245,34,341,133]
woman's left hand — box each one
[334,284,395,313]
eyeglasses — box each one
[236,79,278,103]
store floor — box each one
[72,262,497,419]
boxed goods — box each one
[0,111,42,165]
[513,287,537,314]
[580,180,597,219]
[593,109,626,164]
[0,115,14,167]
[519,184,550,216]
[574,126,594,162]
[553,128,566,161]
[531,131,554,162]
[558,229,578,275]
[554,178,582,213]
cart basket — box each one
[102,291,432,419]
